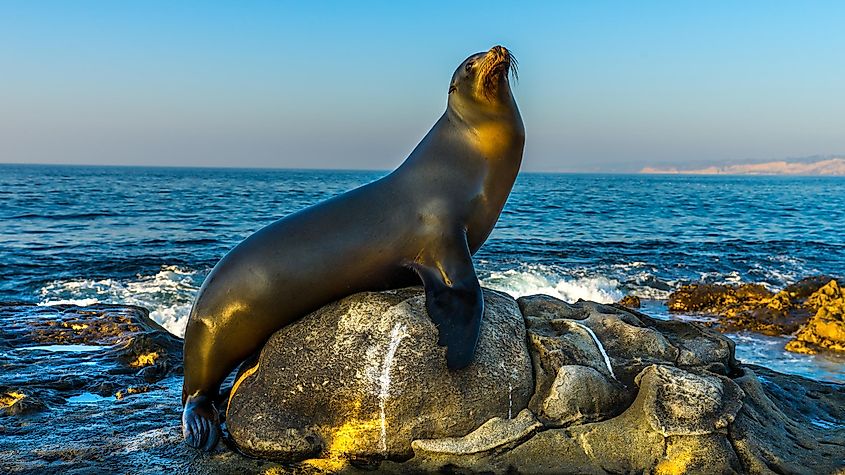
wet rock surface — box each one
[0,304,271,474]
[668,275,845,355]
[2,290,844,474]
[0,303,181,414]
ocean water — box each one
[2,164,844,381]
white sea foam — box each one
[38,265,204,337]
[30,260,845,384]
[697,270,743,285]
[39,263,627,339]
[18,344,106,352]
[611,261,648,270]
[39,298,101,307]
[481,265,624,303]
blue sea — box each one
[2,164,844,382]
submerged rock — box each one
[2,293,844,474]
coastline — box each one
[2,295,842,473]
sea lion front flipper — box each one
[182,393,220,451]
[410,231,483,370]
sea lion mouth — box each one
[478,45,518,98]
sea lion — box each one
[182,45,524,450]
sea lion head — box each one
[448,45,519,117]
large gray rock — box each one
[399,364,747,475]
[225,287,534,461]
[227,289,845,474]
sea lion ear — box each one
[448,85,457,94]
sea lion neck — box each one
[445,102,525,170]
[396,108,523,177]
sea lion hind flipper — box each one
[182,393,221,451]
[411,233,484,370]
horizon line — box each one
[3,161,845,178]
[0,161,627,175]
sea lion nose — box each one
[489,45,508,59]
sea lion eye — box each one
[465,62,474,72]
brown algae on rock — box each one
[668,275,845,355]
[617,295,641,308]
[1,390,49,416]
[129,351,160,368]
[787,279,845,354]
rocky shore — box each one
[2,288,844,474]
[667,276,845,355]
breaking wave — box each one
[38,265,204,337]
[480,265,624,303]
[32,261,845,383]
[32,257,825,346]
[36,262,637,337]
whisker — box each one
[509,54,519,82]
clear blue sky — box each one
[2,1,844,172]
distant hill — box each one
[640,158,845,176]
